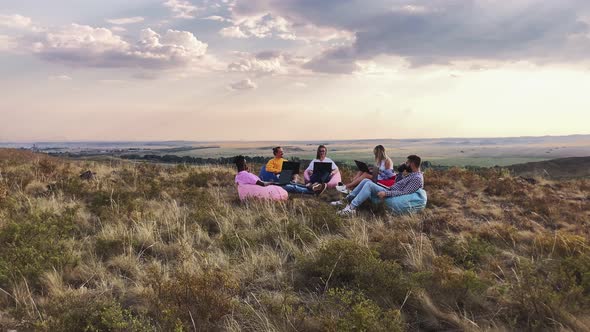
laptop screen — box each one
[313,162,332,174]
[282,161,300,174]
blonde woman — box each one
[337,145,395,194]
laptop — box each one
[354,160,371,174]
[313,162,333,175]
[276,169,294,185]
[281,161,300,175]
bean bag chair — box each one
[371,189,427,215]
[237,184,288,201]
[304,171,342,189]
[259,164,279,182]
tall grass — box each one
[0,148,589,331]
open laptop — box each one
[281,161,300,175]
[275,169,294,185]
[354,160,371,174]
[313,162,333,175]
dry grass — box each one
[0,148,589,331]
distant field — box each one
[2,135,590,167]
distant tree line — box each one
[120,154,304,165]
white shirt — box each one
[305,157,338,171]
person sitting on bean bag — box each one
[235,156,288,201]
[336,144,395,194]
[304,145,341,190]
[333,155,427,215]
[259,146,287,182]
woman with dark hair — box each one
[304,145,339,189]
[336,145,395,194]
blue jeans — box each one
[281,183,314,195]
[347,179,427,214]
[259,165,279,182]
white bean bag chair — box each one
[237,184,288,201]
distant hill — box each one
[508,156,590,179]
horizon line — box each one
[1,133,590,145]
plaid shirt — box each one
[385,171,424,197]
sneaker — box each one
[337,204,356,216]
[313,183,327,196]
[335,184,349,194]
[330,200,344,206]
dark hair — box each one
[407,155,421,168]
[272,146,282,156]
[316,145,327,159]
[234,155,247,172]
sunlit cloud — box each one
[229,78,257,90]
[0,14,31,28]
[163,0,199,19]
[28,24,209,70]
[105,16,145,25]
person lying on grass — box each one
[333,155,427,216]
[234,155,326,195]
[336,144,395,194]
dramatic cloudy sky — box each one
[1,0,590,141]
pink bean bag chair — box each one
[237,184,288,201]
[304,171,342,189]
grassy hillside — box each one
[0,148,589,331]
[508,156,590,179]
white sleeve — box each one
[306,159,315,171]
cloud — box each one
[49,74,72,81]
[0,14,32,29]
[29,23,209,70]
[219,13,296,40]
[164,0,199,19]
[229,78,257,90]
[202,15,228,22]
[0,34,17,50]
[111,26,126,32]
[303,47,360,74]
[106,17,145,25]
[227,50,306,76]
[219,26,247,38]
[230,0,590,72]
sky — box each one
[1,0,590,141]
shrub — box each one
[414,256,490,312]
[147,265,239,330]
[484,177,523,196]
[0,181,8,202]
[95,238,126,260]
[184,171,208,188]
[305,202,344,233]
[37,158,58,178]
[24,180,48,197]
[297,239,409,304]
[506,254,590,331]
[0,207,79,288]
[317,288,404,332]
[42,293,153,332]
[440,236,497,270]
